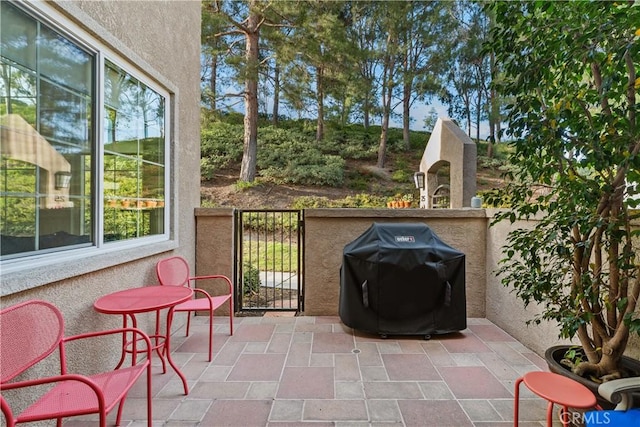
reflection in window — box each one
[103,61,165,241]
[0,2,168,258]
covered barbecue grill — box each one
[339,222,466,337]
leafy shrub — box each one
[242,263,261,296]
[478,155,506,170]
[391,169,410,183]
[200,123,244,179]
[257,128,346,186]
[291,196,332,209]
[328,194,387,208]
[241,211,299,233]
[291,194,387,209]
[346,173,371,192]
[235,180,262,191]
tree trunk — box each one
[475,92,481,143]
[363,95,370,130]
[378,110,389,169]
[377,53,394,169]
[487,51,497,158]
[272,62,280,126]
[316,65,324,141]
[209,53,217,111]
[240,11,260,182]
[402,81,411,151]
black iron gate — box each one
[234,210,303,313]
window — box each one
[0,2,168,260]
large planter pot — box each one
[545,345,640,410]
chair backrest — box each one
[0,300,64,383]
[156,256,191,287]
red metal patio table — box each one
[514,371,598,427]
[94,285,193,394]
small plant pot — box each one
[145,200,157,208]
[121,200,130,208]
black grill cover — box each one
[339,222,466,336]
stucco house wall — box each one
[0,0,201,404]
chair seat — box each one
[174,294,232,312]
[18,365,148,423]
[156,256,234,362]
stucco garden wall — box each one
[302,208,487,317]
[196,208,640,361]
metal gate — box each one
[234,210,303,313]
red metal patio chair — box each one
[156,256,233,361]
[0,299,152,427]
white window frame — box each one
[1,1,176,294]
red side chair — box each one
[0,300,152,427]
[156,256,234,361]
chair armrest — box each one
[190,275,233,294]
[1,372,105,400]
[63,327,153,362]
[2,395,16,426]
[598,377,640,410]
[192,287,214,301]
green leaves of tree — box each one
[486,0,640,363]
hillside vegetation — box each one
[200,113,509,209]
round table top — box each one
[94,286,193,314]
[523,371,597,408]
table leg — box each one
[154,310,167,373]
[165,306,190,395]
[546,401,554,427]
[514,376,522,427]
[114,314,128,369]
[560,405,570,427]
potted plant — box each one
[487,1,640,388]
[401,194,413,208]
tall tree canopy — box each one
[203,0,496,181]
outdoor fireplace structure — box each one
[339,222,466,338]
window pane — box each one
[39,26,92,94]
[0,65,37,121]
[103,61,165,242]
[0,2,37,70]
[39,80,91,147]
[0,5,94,259]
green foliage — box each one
[391,169,410,183]
[487,1,640,375]
[200,123,244,179]
[244,242,298,273]
[235,180,261,191]
[291,196,333,209]
[291,193,387,209]
[242,263,261,296]
[328,194,387,208]
[257,126,345,187]
[345,172,371,192]
[241,211,299,233]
